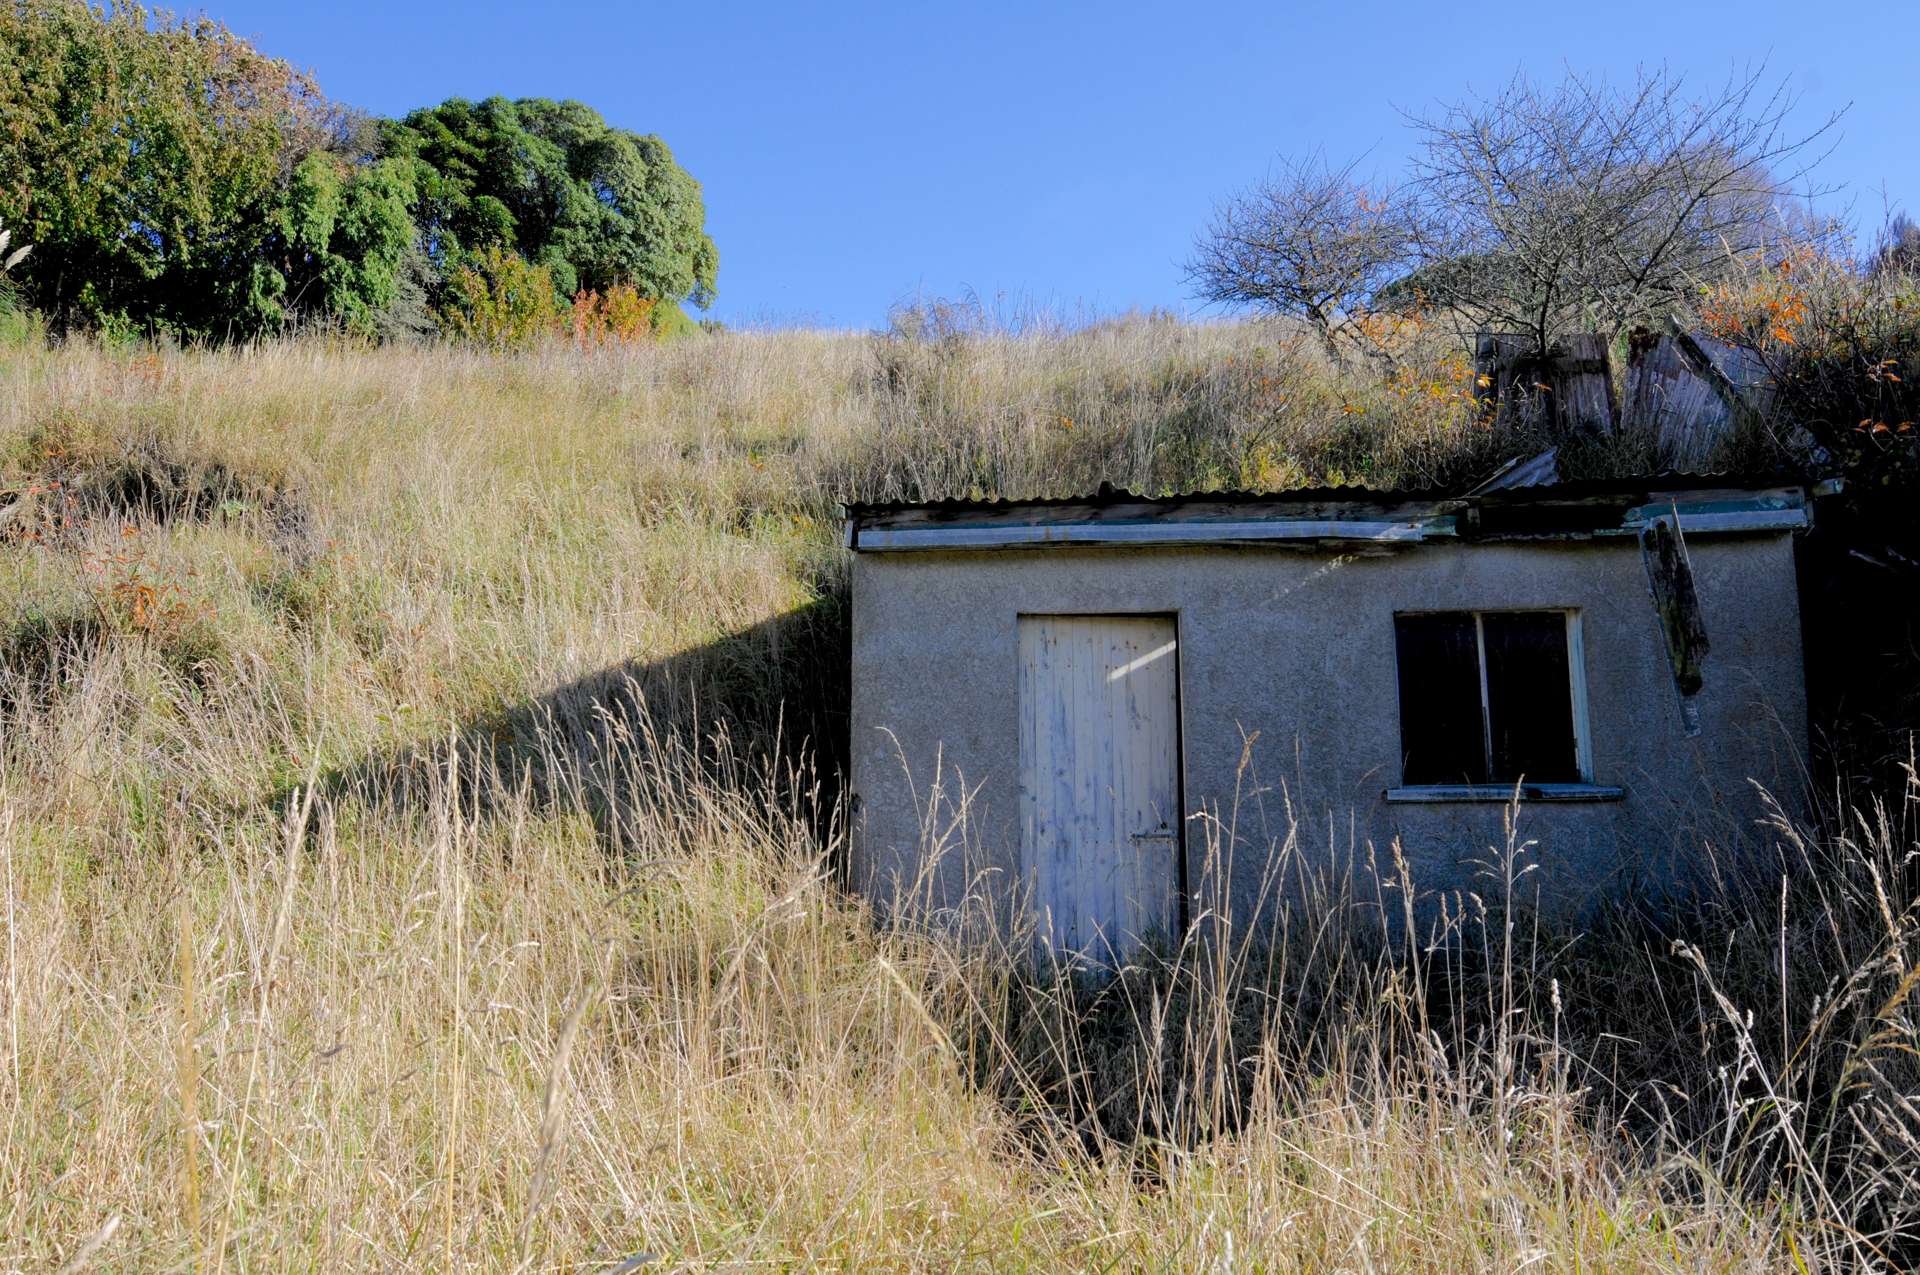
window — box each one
[1393,610,1587,788]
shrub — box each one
[1698,250,1920,787]
[567,283,655,347]
[1700,249,1920,488]
[439,247,564,349]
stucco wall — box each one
[848,534,1808,930]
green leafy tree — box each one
[380,96,718,316]
[0,2,329,336]
[267,150,420,335]
[0,7,716,342]
[0,1,426,340]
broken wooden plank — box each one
[1626,329,1729,468]
[1668,320,1770,441]
[1639,508,1710,736]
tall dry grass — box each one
[0,325,1910,1269]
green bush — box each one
[439,246,564,349]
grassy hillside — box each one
[0,326,1915,1270]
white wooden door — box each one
[1018,615,1182,960]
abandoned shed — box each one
[844,474,1814,959]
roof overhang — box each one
[844,479,1814,553]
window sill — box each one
[1384,783,1624,804]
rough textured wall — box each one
[848,534,1807,931]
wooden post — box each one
[1473,332,1542,432]
[1551,333,1619,438]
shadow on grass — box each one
[310,590,851,869]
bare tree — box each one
[1185,154,1411,362]
[1870,212,1920,278]
[1401,66,1842,350]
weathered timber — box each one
[1668,320,1772,438]
[1623,322,1797,467]
[1626,329,1727,467]
[1639,510,1710,736]
[1474,332,1619,438]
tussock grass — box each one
[0,326,1910,1269]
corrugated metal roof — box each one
[842,468,1804,520]
[844,466,1816,552]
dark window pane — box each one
[1482,611,1580,783]
[1394,613,1490,785]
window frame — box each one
[1386,607,1620,804]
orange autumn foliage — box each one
[569,283,657,347]
[1698,249,1817,348]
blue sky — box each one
[213,0,1918,330]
